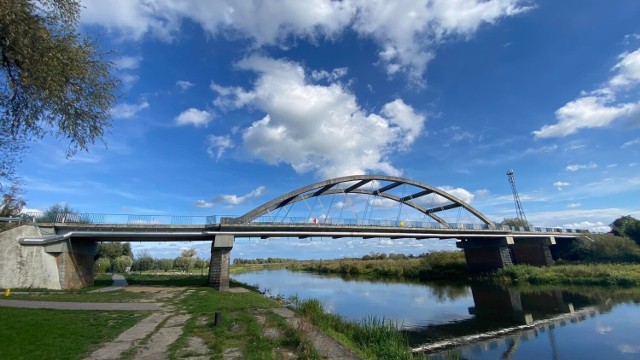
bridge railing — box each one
[20,212,218,226]
[18,212,590,233]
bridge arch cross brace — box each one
[231,175,494,227]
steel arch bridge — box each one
[230,175,494,227]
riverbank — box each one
[232,251,640,287]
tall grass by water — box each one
[289,297,414,360]
[285,251,469,281]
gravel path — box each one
[90,274,128,293]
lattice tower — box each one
[506,169,528,224]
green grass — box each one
[491,263,640,286]
[0,308,146,360]
[126,273,209,286]
[169,285,319,359]
[6,289,149,302]
[290,298,413,360]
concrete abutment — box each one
[208,234,234,291]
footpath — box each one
[0,274,361,360]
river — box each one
[232,268,640,359]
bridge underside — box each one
[3,221,573,290]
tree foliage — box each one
[113,255,133,273]
[501,217,529,227]
[40,203,78,222]
[96,242,132,261]
[0,182,25,217]
[610,216,640,246]
[94,257,111,273]
[0,0,118,184]
[566,234,640,263]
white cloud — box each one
[212,56,426,178]
[114,55,142,70]
[533,96,639,138]
[193,200,213,208]
[118,73,140,89]
[207,135,233,160]
[214,186,266,206]
[609,49,640,88]
[534,47,640,138]
[553,181,570,190]
[110,101,149,119]
[311,67,348,82]
[566,162,597,172]
[622,138,640,148]
[567,203,581,208]
[175,108,212,127]
[176,80,194,91]
[80,0,531,82]
[619,344,640,354]
[526,207,640,231]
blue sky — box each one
[16,0,640,260]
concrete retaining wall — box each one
[0,225,62,289]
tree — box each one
[96,242,132,261]
[181,248,197,258]
[611,216,640,246]
[157,259,174,272]
[501,217,529,228]
[0,182,25,217]
[134,250,155,272]
[40,203,78,222]
[94,257,111,273]
[0,0,119,185]
[194,258,207,275]
[113,255,133,273]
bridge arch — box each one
[232,175,494,226]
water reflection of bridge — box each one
[410,285,614,354]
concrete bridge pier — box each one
[510,237,555,267]
[44,239,97,289]
[208,234,234,291]
[457,237,514,272]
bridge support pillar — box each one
[44,239,97,289]
[208,235,234,291]
[457,237,514,272]
[511,237,555,266]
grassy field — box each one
[0,308,146,360]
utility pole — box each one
[506,169,528,224]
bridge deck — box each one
[19,223,581,245]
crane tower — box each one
[506,169,528,224]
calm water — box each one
[233,269,640,359]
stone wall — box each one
[0,225,62,289]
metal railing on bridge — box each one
[12,212,591,234]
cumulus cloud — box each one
[114,55,142,70]
[81,0,531,82]
[534,48,640,138]
[566,162,597,172]
[110,100,149,119]
[553,181,570,190]
[622,138,640,148]
[175,108,212,127]
[211,56,426,178]
[207,135,233,160]
[193,200,213,208]
[176,80,195,91]
[214,186,266,206]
